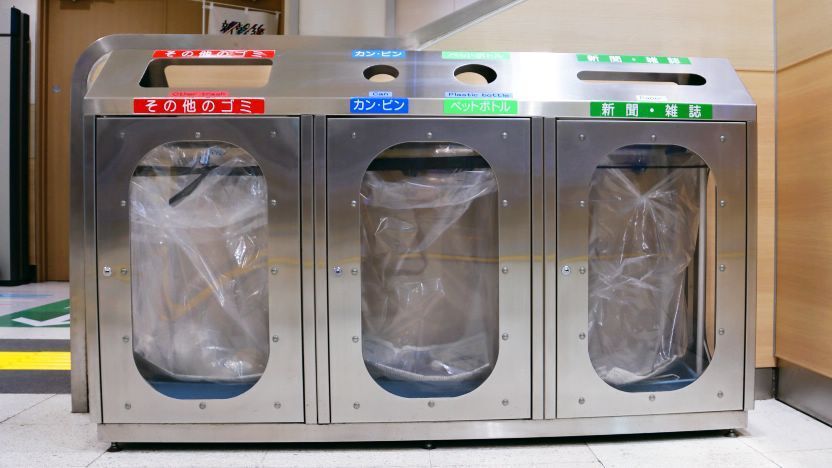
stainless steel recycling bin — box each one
[70,36,757,443]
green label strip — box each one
[444,99,518,115]
[590,102,712,120]
[577,54,691,65]
[442,51,511,60]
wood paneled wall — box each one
[776,3,832,377]
[429,0,777,367]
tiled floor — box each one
[0,396,830,467]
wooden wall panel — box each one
[428,0,774,71]
[777,0,832,69]
[776,50,832,378]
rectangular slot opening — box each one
[140,58,273,88]
[577,71,706,86]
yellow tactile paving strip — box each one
[0,352,71,370]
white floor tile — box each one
[741,399,832,453]
[764,448,832,468]
[261,447,431,467]
[0,393,52,422]
[428,442,598,467]
[90,448,266,468]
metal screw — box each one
[118,131,126,139]
[427,401,435,408]
[578,332,586,340]
[351,267,359,276]
[649,394,656,402]
[579,200,586,208]
[426,132,433,139]
[270,199,277,207]
[501,399,509,406]
[501,132,508,140]
[194,132,201,139]
[274,402,282,409]
[579,266,586,275]
[120,200,126,207]
[351,132,357,139]
[103,266,112,277]
[578,397,585,405]
[719,264,726,272]
[122,336,129,343]
[561,265,571,276]
[271,267,279,275]
[270,130,277,138]
[719,328,725,335]
[199,402,206,409]
[120,268,128,276]
[124,403,131,410]
[353,402,360,409]
[717,391,724,399]
[501,333,509,341]
[333,266,343,276]
[720,135,726,142]
[578,134,586,141]
[272,335,279,343]
[651,134,657,142]
[350,200,357,208]
[352,336,360,343]
[501,199,509,207]
[501,266,509,274]
[720,200,727,207]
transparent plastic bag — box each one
[129,142,269,386]
[360,164,499,396]
[588,166,701,388]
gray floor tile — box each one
[428,442,597,467]
[0,393,52,422]
[261,447,431,467]
[764,448,832,468]
[741,399,832,453]
[90,448,266,468]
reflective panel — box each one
[360,142,499,398]
[588,145,716,392]
[129,142,269,400]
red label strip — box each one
[152,49,276,59]
[133,98,265,115]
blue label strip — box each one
[350,97,409,114]
[351,49,406,59]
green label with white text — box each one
[444,99,518,115]
[590,102,712,120]
[577,54,691,65]
[442,51,511,60]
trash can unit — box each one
[71,36,757,442]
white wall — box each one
[299,0,387,36]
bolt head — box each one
[333,266,343,276]
[578,266,586,275]
[720,135,726,142]
[270,199,277,207]
[578,397,585,405]
[122,335,129,343]
[501,266,509,274]
[719,264,726,272]
[199,402,206,409]
[352,336,360,343]
[271,267,279,275]
[651,134,657,142]
[501,399,509,406]
[120,268,128,276]
[351,267,359,276]
[124,403,131,410]
[719,328,725,335]
[501,199,509,207]
[427,401,435,408]
[194,132,201,139]
[272,335,279,343]
[501,132,508,140]
[351,132,357,139]
[426,132,433,139]
[501,333,509,341]
[103,267,112,277]
[561,265,571,276]
[720,200,727,207]
[578,332,586,340]
[274,402,282,409]
[578,134,586,141]
[351,200,357,208]
[353,402,360,409]
[649,394,656,402]
[270,130,277,138]
[120,200,127,207]
[717,391,724,398]
[579,200,586,208]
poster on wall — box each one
[208,4,279,35]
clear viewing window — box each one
[360,142,499,398]
[129,142,269,400]
[587,145,716,392]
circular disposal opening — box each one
[454,64,497,85]
[363,64,400,83]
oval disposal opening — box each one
[363,64,399,82]
[454,64,497,85]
